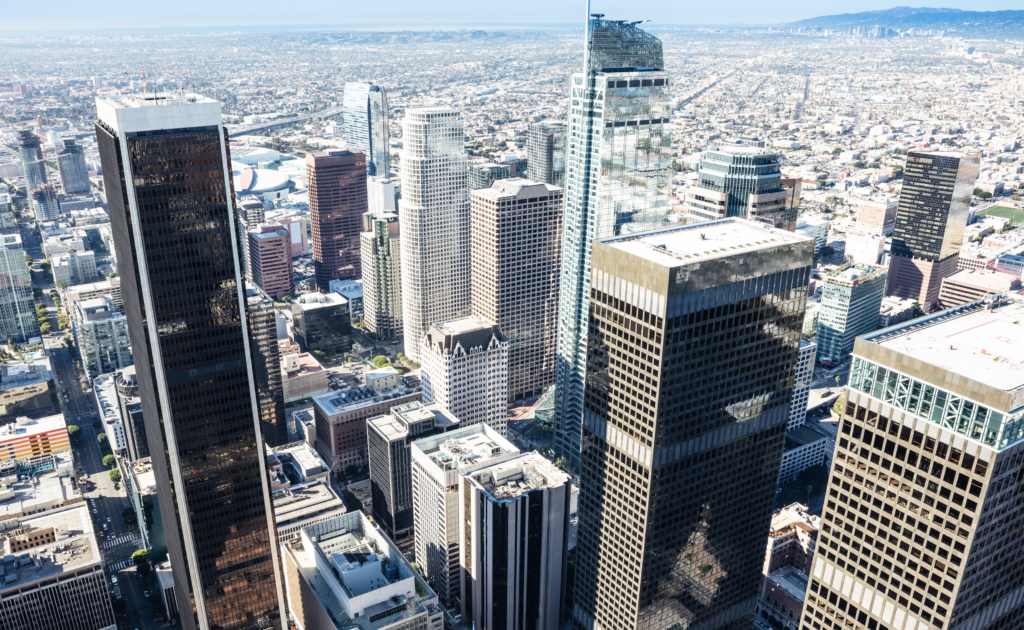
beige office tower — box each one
[399,108,470,362]
[800,295,1024,630]
[471,178,563,402]
[360,211,403,340]
[573,219,814,630]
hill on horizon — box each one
[788,6,1024,33]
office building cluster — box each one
[3,11,1024,630]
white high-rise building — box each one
[399,108,470,362]
[788,339,817,431]
[459,451,571,630]
[410,424,519,610]
[367,177,398,214]
[421,315,509,435]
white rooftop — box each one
[600,218,813,267]
[867,297,1024,395]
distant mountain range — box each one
[788,7,1024,33]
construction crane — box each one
[123,66,182,94]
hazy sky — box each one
[5,1,1024,32]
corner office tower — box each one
[553,18,673,469]
[96,94,285,630]
[573,219,814,630]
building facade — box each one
[789,339,817,431]
[886,151,980,310]
[0,358,60,426]
[342,83,391,178]
[460,451,572,630]
[399,108,471,362]
[411,424,520,609]
[312,378,422,474]
[572,219,814,630]
[360,211,403,340]
[801,295,1024,630]
[96,93,285,630]
[0,238,38,344]
[247,285,287,447]
[52,249,97,286]
[366,401,459,549]
[17,129,45,190]
[553,19,673,469]
[526,121,567,188]
[816,263,887,367]
[685,146,794,230]
[938,269,1019,310]
[471,179,562,402]
[421,316,509,435]
[57,139,91,195]
[290,292,351,354]
[115,365,148,461]
[307,150,367,290]
[248,225,293,300]
[72,296,132,380]
[468,163,512,190]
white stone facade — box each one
[420,315,509,436]
[398,108,470,362]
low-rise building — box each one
[280,511,444,630]
[51,249,96,286]
[877,295,916,329]
[93,374,126,455]
[0,357,60,426]
[0,505,116,629]
[758,503,819,630]
[938,268,1020,310]
[796,215,830,254]
[0,414,70,464]
[329,278,364,322]
[268,441,346,538]
[365,366,401,391]
[844,230,885,265]
[0,452,78,520]
[291,292,351,353]
[281,353,329,403]
[65,278,122,314]
[312,376,422,474]
[114,366,147,461]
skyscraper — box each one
[342,82,391,178]
[421,315,509,435]
[247,225,294,300]
[411,423,520,609]
[684,145,794,231]
[17,129,46,190]
[366,401,459,549]
[72,296,132,379]
[816,262,887,367]
[553,17,674,469]
[526,121,567,188]
[96,93,285,630]
[471,179,563,401]
[573,219,814,630]
[460,451,572,630]
[307,150,368,291]
[246,285,287,448]
[57,139,91,195]
[360,211,403,340]
[399,108,471,362]
[801,294,1024,630]
[886,151,980,311]
[0,235,39,343]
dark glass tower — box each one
[886,151,979,310]
[307,150,367,290]
[573,219,814,630]
[96,93,285,630]
[246,284,287,447]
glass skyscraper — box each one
[553,18,674,469]
[0,235,39,343]
[57,139,91,195]
[17,129,46,190]
[685,145,794,230]
[526,120,567,188]
[342,82,391,178]
[574,220,814,630]
[96,93,285,630]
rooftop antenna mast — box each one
[583,0,592,78]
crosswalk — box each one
[102,534,138,549]
[108,560,130,571]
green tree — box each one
[67,424,80,444]
[974,188,992,200]
[832,147,842,156]
[343,490,363,512]
[40,322,52,334]
[132,549,152,576]
[312,350,327,362]
[92,419,102,430]
[102,454,116,468]
[109,469,121,483]
[371,355,391,369]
